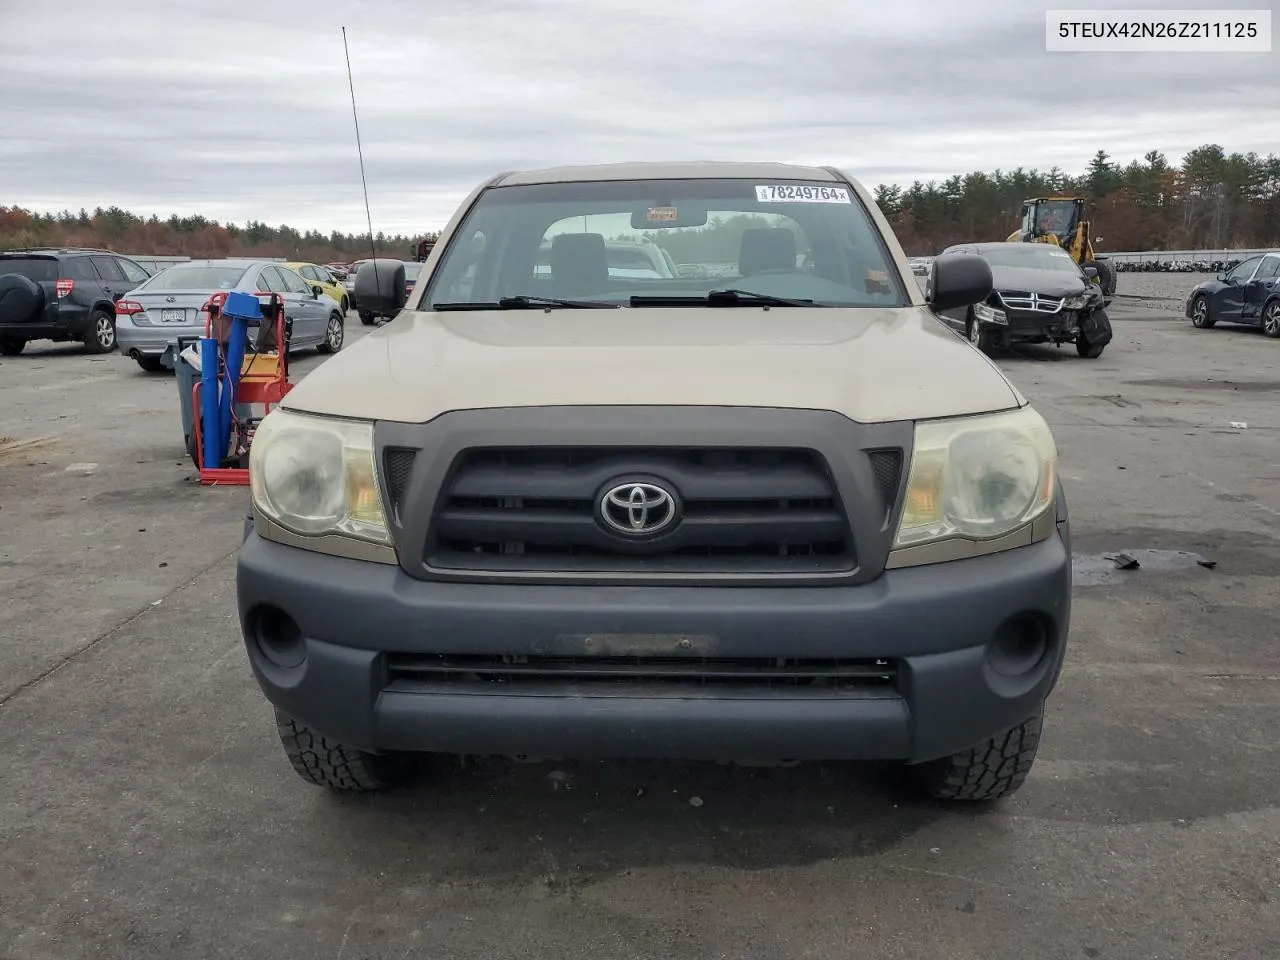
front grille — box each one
[425,446,855,575]
[386,653,897,692]
[997,292,1066,314]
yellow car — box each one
[285,262,349,313]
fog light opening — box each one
[987,614,1050,679]
[250,605,306,669]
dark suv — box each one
[0,248,152,356]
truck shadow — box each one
[310,757,975,885]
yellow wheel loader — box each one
[1007,197,1117,296]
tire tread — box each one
[274,710,403,792]
[914,712,1042,801]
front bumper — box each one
[993,309,1082,343]
[236,504,1072,765]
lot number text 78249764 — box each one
[755,184,851,203]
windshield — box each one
[422,178,907,308]
[140,264,249,290]
[978,246,1083,274]
[1033,200,1077,234]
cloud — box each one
[1,0,1276,234]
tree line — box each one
[875,144,1280,254]
[2,144,1277,261]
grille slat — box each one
[435,507,846,551]
[386,653,898,691]
[425,446,856,575]
[448,460,834,501]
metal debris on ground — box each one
[1106,553,1141,570]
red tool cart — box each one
[190,291,293,486]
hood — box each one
[989,265,1089,298]
[282,306,1024,425]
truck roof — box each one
[495,160,842,186]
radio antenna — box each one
[342,27,380,284]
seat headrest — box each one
[549,233,609,295]
[738,228,797,277]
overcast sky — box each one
[2,0,1276,235]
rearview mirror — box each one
[630,204,708,230]
[927,253,993,312]
[353,259,407,314]
[1083,266,1098,280]
[310,284,323,298]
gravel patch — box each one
[1116,272,1213,304]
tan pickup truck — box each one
[237,160,1070,802]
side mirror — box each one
[310,284,323,298]
[1083,266,1099,280]
[353,258,407,314]
[926,253,993,312]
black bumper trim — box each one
[237,518,1071,764]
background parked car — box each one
[285,261,349,312]
[1185,250,1280,336]
[343,258,370,313]
[0,247,153,356]
[114,258,346,372]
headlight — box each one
[973,302,1007,325]
[1063,295,1089,310]
[893,406,1057,549]
[249,409,390,544]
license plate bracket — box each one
[544,632,717,656]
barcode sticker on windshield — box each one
[756,184,851,204]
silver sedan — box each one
[114,259,346,372]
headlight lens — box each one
[894,406,1057,548]
[249,409,390,544]
[1063,295,1089,310]
[973,302,1007,325]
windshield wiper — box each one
[431,295,619,311]
[631,289,816,308]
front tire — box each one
[965,311,995,354]
[274,710,408,792]
[911,710,1043,801]
[1190,294,1215,328]
[1076,337,1105,358]
[1262,301,1280,338]
[83,309,117,354]
[0,337,26,356]
[359,309,376,327]
[1093,258,1116,296]
[340,295,349,313]
[316,312,345,354]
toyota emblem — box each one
[598,481,678,536]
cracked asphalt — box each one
[1,298,1278,960]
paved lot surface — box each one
[2,300,1278,960]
